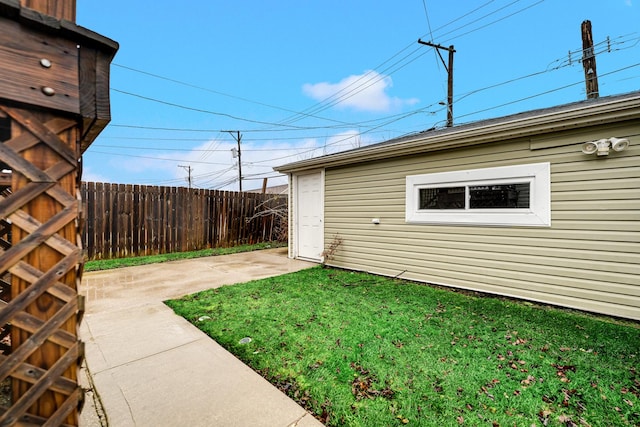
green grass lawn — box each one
[166,267,640,427]
[83,242,284,272]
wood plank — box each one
[150,186,158,254]
[0,298,76,382]
[170,186,177,253]
[0,404,75,427]
[125,184,132,256]
[5,118,76,154]
[109,183,117,258]
[0,300,75,348]
[0,19,79,114]
[0,202,77,272]
[176,187,184,252]
[212,190,219,247]
[0,342,80,426]
[79,48,115,150]
[42,386,81,427]
[78,46,97,125]
[2,252,80,326]
[0,353,74,396]
[0,140,53,183]
[141,185,150,256]
[0,181,54,218]
[10,259,78,302]
[1,107,76,165]
[84,182,94,259]
[132,184,140,257]
[20,0,76,21]
[94,182,104,259]
[158,185,165,253]
[117,183,125,258]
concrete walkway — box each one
[78,248,323,427]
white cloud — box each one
[302,71,419,113]
[81,166,111,183]
[84,131,378,190]
[174,130,375,191]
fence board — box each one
[80,183,287,260]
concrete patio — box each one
[78,248,323,427]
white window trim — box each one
[406,162,551,227]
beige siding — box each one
[322,123,640,320]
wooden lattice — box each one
[0,104,83,426]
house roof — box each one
[274,91,640,173]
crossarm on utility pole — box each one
[223,130,242,192]
[418,39,456,127]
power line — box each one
[439,0,545,45]
[106,36,635,147]
[104,1,552,137]
[112,63,354,127]
[106,1,552,137]
[107,31,633,141]
[105,1,512,134]
[91,3,639,184]
[111,88,330,129]
[282,1,528,124]
[98,130,392,142]
[86,150,231,165]
[455,62,640,121]
[424,0,497,38]
[92,144,321,152]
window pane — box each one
[419,187,465,209]
[469,183,530,209]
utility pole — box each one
[224,130,242,192]
[581,20,599,99]
[178,164,192,189]
[418,39,456,127]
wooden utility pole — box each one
[581,20,599,99]
[179,165,193,189]
[224,131,242,192]
[418,39,456,127]
[0,1,117,425]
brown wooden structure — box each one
[81,183,287,260]
[0,0,117,425]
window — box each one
[406,163,550,226]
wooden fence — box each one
[81,182,287,260]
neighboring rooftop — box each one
[246,184,288,195]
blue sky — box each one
[76,0,640,191]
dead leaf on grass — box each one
[558,414,577,426]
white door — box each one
[296,171,324,261]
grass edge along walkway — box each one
[166,266,640,427]
[83,242,285,272]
